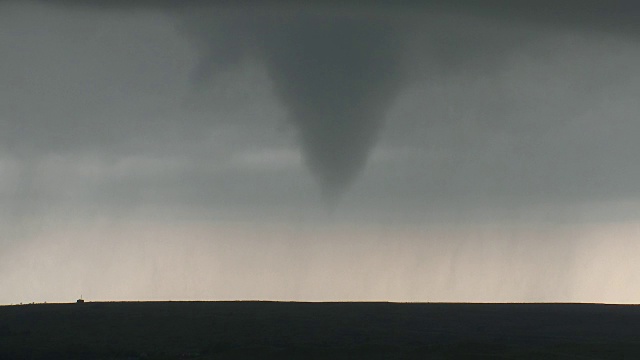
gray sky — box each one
[1,1,640,304]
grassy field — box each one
[1,301,640,359]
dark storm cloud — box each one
[0,0,637,216]
[27,0,639,200]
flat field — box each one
[1,301,639,359]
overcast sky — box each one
[1,0,640,304]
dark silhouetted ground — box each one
[1,301,640,359]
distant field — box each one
[1,301,640,359]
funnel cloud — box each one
[259,17,401,199]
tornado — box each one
[257,16,402,201]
